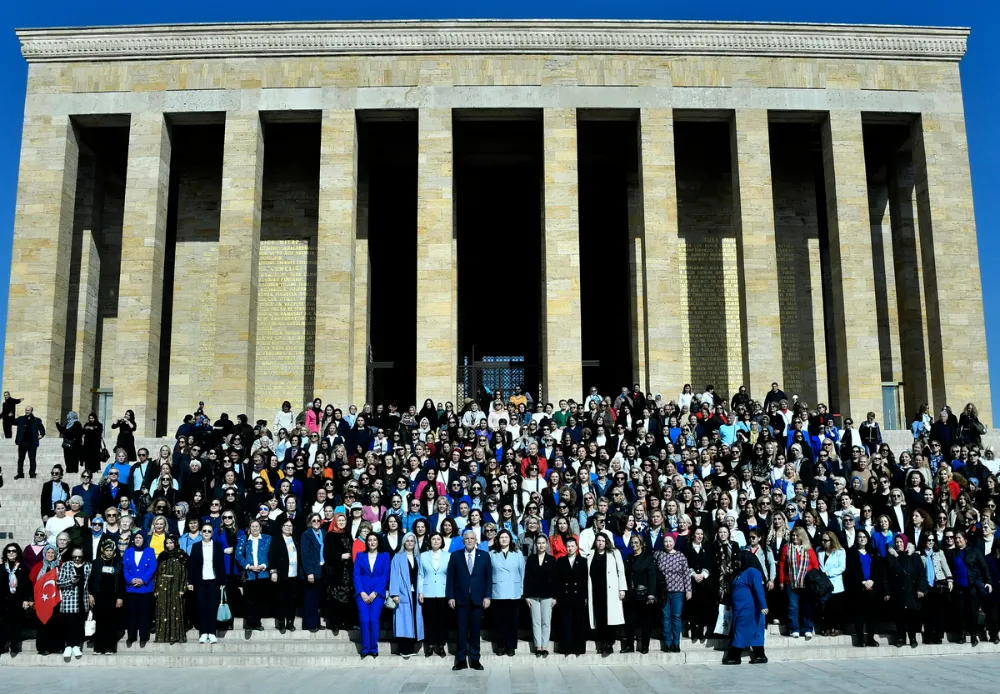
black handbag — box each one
[805,568,833,599]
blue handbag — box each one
[217,586,232,622]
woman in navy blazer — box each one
[122,532,157,647]
[418,532,451,657]
[300,513,325,632]
[353,532,390,658]
[186,522,227,642]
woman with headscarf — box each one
[322,512,355,632]
[122,532,157,647]
[389,532,424,659]
[1,543,32,655]
[88,539,124,654]
[154,534,188,643]
[34,545,63,655]
[56,411,84,474]
[723,550,769,664]
[23,528,48,578]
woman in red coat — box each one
[778,526,819,638]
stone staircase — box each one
[1,621,998,667]
[0,438,173,544]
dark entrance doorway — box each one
[455,114,543,404]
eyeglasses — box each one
[222,515,235,520]
[5,549,17,554]
[106,513,118,518]
[201,530,214,534]
[72,555,84,560]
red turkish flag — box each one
[33,568,61,624]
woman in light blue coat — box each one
[389,532,424,659]
[418,532,450,657]
[235,520,272,635]
[490,529,526,655]
[817,530,847,636]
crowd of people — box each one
[0,383,996,669]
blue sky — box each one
[2,1,998,420]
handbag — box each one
[713,604,733,635]
[805,568,833,600]
[217,586,232,622]
[99,440,111,463]
[384,593,397,610]
[84,611,96,637]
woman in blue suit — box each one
[300,513,325,632]
[390,532,424,659]
[235,519,271,638]
[353,532,390,658]
[122,532,157,647]
[490,529,526,656]
[418,532,450,657]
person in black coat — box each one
[947,531,994,645]
[844,529,887,647]
[14,407,45,479]
[684,527,713,642]
[622,535,658,653]
[556,537,589,656]
[40,466,70,521]
[267,518,302,632]
[0,543,32,655]
[884,534,929,647]
[186,522,227,642]
[56,413,84,474]
[1,392,22,440]
[88,539,126,654]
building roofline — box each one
[15,19,970,63]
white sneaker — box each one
[208,634,218,644]
[401,653,411,659]
[63,646,73,659]
[804,632,813,640]
[791,632,800,639]
[72,646,82,658]
[199,634,209,644]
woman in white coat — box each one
[417,532,450,657]
[587,533,627,656]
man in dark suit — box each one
[14,405,45,479]
[446,528,492,670]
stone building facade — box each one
[4,20,991,434]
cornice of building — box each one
[16,19,970,64]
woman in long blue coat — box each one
[724,550,768,665]
[389,532,425,658]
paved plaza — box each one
[5,656,999,694]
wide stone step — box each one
[2,639,996,667]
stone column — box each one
[541,108,583,403]
[821,111,882,422]
[213,112,264,419]
[114,113,171,435]
[912,111,992,424]
[3,115,79,424]
[638,109,683,397]
[351,239,370,407]
[415,108,456,403]
[730,110,783,400]
[314,109,357,409]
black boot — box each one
[639,638,649,654]
[620,638,635,653]
[277,618,286,634]
[749,646,768,664]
